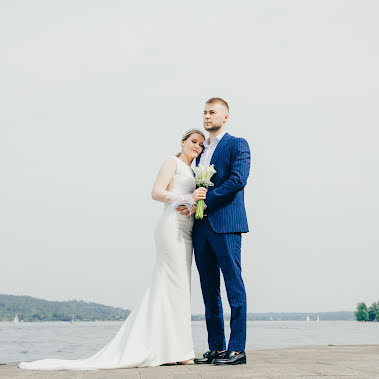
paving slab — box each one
[1,345,379,379]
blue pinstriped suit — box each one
[193,132,250,352]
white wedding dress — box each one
[19,156,196,370]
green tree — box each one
[368,302,379,321]
[355,302,369,321]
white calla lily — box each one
[193,164,217,219]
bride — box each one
[19,129,206,370]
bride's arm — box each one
[151,158,206,208]
[151,158,177,203]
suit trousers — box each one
[193,217,247,351]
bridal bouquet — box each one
[193,164,216,219]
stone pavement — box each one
[1,345,378,378]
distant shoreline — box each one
[1,294,354,322]
[1,319,359,322]
[2,314,356,322]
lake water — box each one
[1,321,378,363]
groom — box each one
[179,98,250,365]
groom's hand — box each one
[176,205,197,217]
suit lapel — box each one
[210,133,231,165]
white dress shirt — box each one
[199,130,226,167]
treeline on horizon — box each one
[0,294,354,322]
[355,301,379,321]
[0,294,130,322]
[192,311,354,321]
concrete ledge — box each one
[1,345,379,378]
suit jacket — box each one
[195,132,250,233]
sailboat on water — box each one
[13,315,19,323]
[306,315,310,322]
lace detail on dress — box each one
[168,193,196,212]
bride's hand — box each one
[176,204,197,217]
[192,187,207,202]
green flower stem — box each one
[195,199,204,219]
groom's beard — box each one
[204,124,222,132]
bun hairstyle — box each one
[176,129,205,157]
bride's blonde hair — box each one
[176,129,205,157]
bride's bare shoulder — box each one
[156,156,177,175]
[160,156,177,168]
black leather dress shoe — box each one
[212,351,246,365]
[194,350,227,364]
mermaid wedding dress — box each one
[19,156,196,370]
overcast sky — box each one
[1,0,378,314]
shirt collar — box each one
[203,130,227,148]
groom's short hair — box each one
[206,97,229,112]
